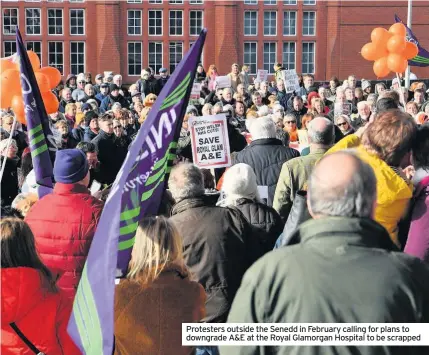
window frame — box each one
[189,10,203,36]
[302,41,315,74]
[127,9,142,36]
[169,10,183,36]
[148,41,163,75]
[283,0,297,5]
[169,41,183,73]
[303,0,316,5]
[2,8,19,35]
[243,41,257,75]
[127,41,143,76]
[244,10,258,37]
[283,11,296,36]
[282,41,296,70]
[48,41,64,75]
[264,0,277,5]
[244,0,258,4]
[25,8,42,36]
[69,8,85,36]
[302,11,316,36]
[263,11,277,36]
[263,42,277,74]
[70,41,85,74]
[148,9,163,36]
[3,41,17,57]
[26,41,42,65]
[48,8,63,35]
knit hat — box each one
[84,111,99,127]
[81,103,92,111]
[306,92,320,108]
[186,105,198,115]
[361,79,371,91]
[53,149,89,184]
[110,83,119,92]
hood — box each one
[1,267,50,324]
[65,74,76,85]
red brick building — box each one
[1,0,428,83]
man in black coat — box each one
[156,68,170,93]
[136,68,158,99]
[233,116,300,206]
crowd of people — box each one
[1,61,429,355]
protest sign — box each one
[190,83,202,99]
[189,114,231,169]
[215,75,231,89]
[257,69,268,82]
[282,70,301,93]
[334,103,352,117]
[297,129,309,146]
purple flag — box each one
[16,29,56,197]
[395,14,429,67]
[67,30,207,354]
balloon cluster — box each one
[361,23,419,78]
[0,51,61,124]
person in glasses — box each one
[71,73,87,102]
[335,114,355,137]
[283,114,298,143]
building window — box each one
[283,11,296,36]
[169,41,183,73]
[2,8,18,35]
[264,11,277,36]
[127,0,142,3]
[283,0,297,4]
[47,0,64,2]
[127,10,142,35]
[303,0,316,4]
[243,42,257,74]
[48,8,63,35]
[263,42,276,73]
[69,0,85,2]
[169,10,183,36]
[302,41,315,74]
[244,0,258,4]
[70,41,85,74]
[149,0,162,3]
[264,0,277,4]
[189,0,203,4]
[48,41,63,74]
[169,0,183,3]
[303,11,316,36]
[282,42,295,70]
[189,10,203,36]
[3,41,16,57]
[244,11,257,36]
[128,42,142,76]
[26,41,42,65]
[149,42,163,74]
[26,8,41,35]
[70,9,85,35]
[148,10,162,36]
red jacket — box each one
[25,183,104,297]
[1,267,81,355]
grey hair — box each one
[248,116,276,140]
[357,101,369,110]
[308,150,376,218]
[213,102,223,110]
[112,102,122,111]
[308,117,334,146]
[168,163,205,202]
[335,114,351,125]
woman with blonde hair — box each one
[1,218,80,354]
[310,98,328,116]
[114,216,205,355]
[64,102,76,127]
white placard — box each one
[188,114,231,169]
[257,69,268,82]
[334,103,352,117]
[282,70,301,93]
[190,83,201,99]
[257,186,269,201]
[215,76,231,89]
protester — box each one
[350,101,371,129]
[227,63,242,92]
[96,82,109,103]
[286,96,307,127]
[76,141,102,187]
[64,103,77,128]
[55,120,78,149]
[0,138,19,206]
[59,88,75,113]
[100,84,129,113]
[113,74,130,99]
[71,73,87,102]
[283,113,299,142]
[205,64,219,91]
[136,68,158,98]
[83,111,99,142]
[195,64,207,83]
[25,149,104,297]
[0,113,28,159]
[157,68,170,92]
[223,151,429,355]
[1,218,80,354]
[335,114,355,136]
[65,74,77,91]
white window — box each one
[303,11,316,36]
[244,11,257,36]
[3,41,16,57]
[169,10,183,36]
[148,10,162,36]
[244,0,258,4]
[189,0,203,4]
[48,41,63,74]
[282,42,295,70]
[26,8,41,35]
[127,10,142,35]
[263,42,276,73]
[189,10,203,36]
[264,0,277,4]
[149,42,163,74]
[283,11,296,36]
[169,0,183,3]
[26,41,42,65]
[303,0,316,4]
[128,42,142,76]
[149,0,163,3]
[48,8,63,35]
[302,41,315,74]
[70,41,85,74]
[69,0,85,2]
[70,9,85,35]
[2,8,18,35]
[243,42,257,74]
[47,0,64,2]
[127,0,142,3]
[264,11,276,36]
[25,0,41,2]
[283,0,297,4]
[169,41,183,73]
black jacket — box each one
[72,126,85,142]
[170,196,252,323]
[136,78,158,97]
[0,156,19,207]
[233,138,300,206]
[157,76,169,93]
[58,134,78,150]
[84,128,98,143]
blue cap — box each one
[53,149,89,184]
[159,68,168,73]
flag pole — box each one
[405,0,413,89]
[0,116,17,183]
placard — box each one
[256,69,268,82]
[297,129,309,146]
[282,70,301,93]
[215,76,231,89]
[190,83,201,99]
[189,114,231,169]
[334,103,352,118]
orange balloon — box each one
[0,77,13,108]
[11,95,25,123]
[0,58,17,74]
[42,91,59,114]
[39,66,62,89]
[361,42,388,61]
[371,27,392,45]
[35,72,50,93]
[1,69,22,96]
[387,53,408,73]
[387,35,406,54]
[403,42,418,59]
[27,50,41,71]
[389,23,407,37]
[373,57,390,78]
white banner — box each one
[256,69,268,82]
[215,76,231,89]
[282,69,301,93]
[188,114,231,169]
[190,83,201,99]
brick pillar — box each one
[325,0,341,80]
[95,0,121,74]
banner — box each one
[282,70,301,93]
[190,82,202,99]
[188,114,231,169]
[395,14,429,67]
[257,69,268,82]
[16,29,55,198]
[67,29,207,354]
[215,75,231,89]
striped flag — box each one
[67,29,207,354]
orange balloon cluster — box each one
[361,23,419,78]
[0,51,62,124]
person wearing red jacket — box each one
[1,217,80,355]
[25,149,104,298]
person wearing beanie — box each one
[71,73,87,102]
[361,79,372,98]
[83,111,99,142]
[100,83,129,113]
[233,116,300,206]
[25,149,104,297]
[218,163,283,263]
